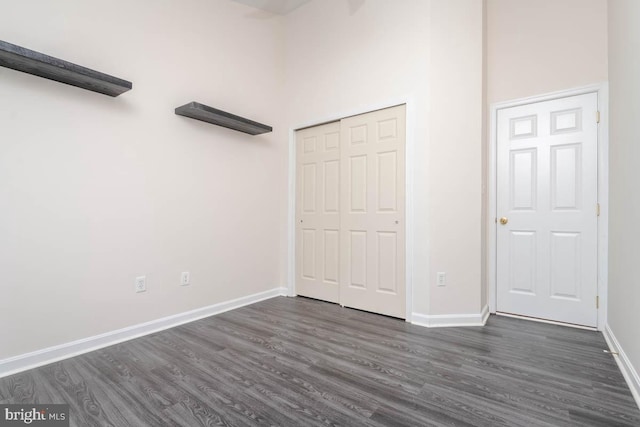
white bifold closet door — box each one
[295,105,406,318]
[339,106,406,318]
[296,122,342,303]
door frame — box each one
[488,83,609,331]
[287,98,415,321]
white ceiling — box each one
[229,0,313,15]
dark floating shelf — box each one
[175,102,272,135]
[0,40,132,97]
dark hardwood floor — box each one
[1,296,639,426]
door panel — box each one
[550,144,581,209]
[340,105,406,318]
[349,230,368,288]
[302,163,316,212]
[510,149,537,210]
[497,93,598,327]
[295,122,341,303]
[377,231,398,293]
[323,160,340,213]
[508,230,537,295]
[377,152,398,211]
[323,230,340,284]
[549,232,581,299]
[301,229,316,279]
[349,155,368,212]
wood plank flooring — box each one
[1,296,639,426]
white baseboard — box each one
[603,324,640,410]
[0,287,288,379]
[412,305,490,328]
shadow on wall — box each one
[242,0,366,20]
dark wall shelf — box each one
[0,40,132,97]
[175,102,272,135]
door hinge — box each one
[597,203,601,217]
[596,296,600,309]
[596,111,601,123]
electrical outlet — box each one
[436,272,446,287]
[135,276,147,293]
[181,271,190,286]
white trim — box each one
[0,287,288,379]
[603,324,640,410]
[596,84,609,332]
[411,305,490,328]
[287,96,416,321]
[488,83,609,331]
[404,100,416,323]
[481,304,490,325]
[287,128,297,297]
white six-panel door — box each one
[496,93,598,327]
[339,106,406,318]
[295,105,406,318]
[295,122,341,303]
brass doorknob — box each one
[500,217,508,225]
